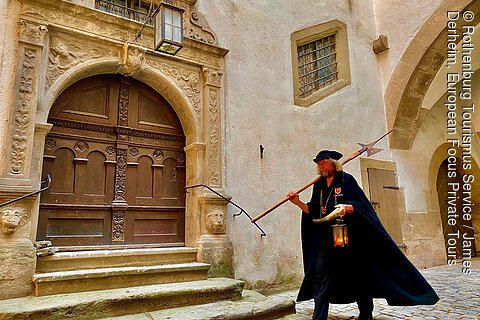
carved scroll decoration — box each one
[187,11,217,45]
[146,60,201,120]
[11,48,37,174]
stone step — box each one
[101,290,296,320]
[0,278,245,320]
[33,262,210,296]
[36,247,199,272]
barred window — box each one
[297,35,338,98]
[291,20,350,107]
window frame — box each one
[291,20,351,107]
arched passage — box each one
[37,74,187,249]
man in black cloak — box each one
[287,150,439,320]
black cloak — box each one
[297,171,439,306]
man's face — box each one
[316,159,335,178]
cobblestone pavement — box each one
[272,258,480,319]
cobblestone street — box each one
[273,258,480,319]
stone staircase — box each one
[0,247,297,319]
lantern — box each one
[154,2,184,55]
[332,219,349,247]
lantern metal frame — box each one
[332,218,349,247]
[154,2,185,55]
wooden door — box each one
[37,75,186,249]
[367,168,403,244]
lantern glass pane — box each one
[173,27,182,43]
[173,10,181,27]
[165,25,173,41]
[155,14,162,46]
[164,7,173,24]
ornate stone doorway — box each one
[37,74,186,249]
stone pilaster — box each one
[195,68,233,277]
[0,19,48,300]
[197,192,234,278]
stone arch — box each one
[385,0,479,149]
[38,58,199,145]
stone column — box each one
[195,67,233,277]
[0,19,48,299]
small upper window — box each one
[297,34,337,98]
[291,20,351,107]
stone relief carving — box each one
[187,11,217,45]
[11,47,36,174]
[178,47,219,68]
[46,37,117,89]
[146,59,201,120]
[119,43,145,77]
[177,152,186,163]
[202,67,222,87]
[208,89,220,185]
[205,210,226,234]
[19,20,48,46]
[0,208,29,234]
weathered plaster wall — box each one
[196,0,392,291]
[373,0,456,89]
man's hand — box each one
[334,204,354,217]
[287,191,301,205]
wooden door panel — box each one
[367,168,403,244]
[125,210,185,244]
[38,208,111,246]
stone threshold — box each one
[101,289,297,320]
[0,278,245,320]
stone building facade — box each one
[0,0,478,300]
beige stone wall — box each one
[196,0,397,290]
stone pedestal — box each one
[198,234,234,278]
[0,239,36,299]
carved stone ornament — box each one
[202,67,223,87]
[146,60,201,120]
[129,148,139,158]
[11,47,37,174]
[208,90,220,185]
[46,36,117,89]
[187,11,217,45]
[19,20,48,46]
[0,208,29,234]
[119,43,145,77]
[206,210,226,234]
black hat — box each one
[313,150,343,163]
